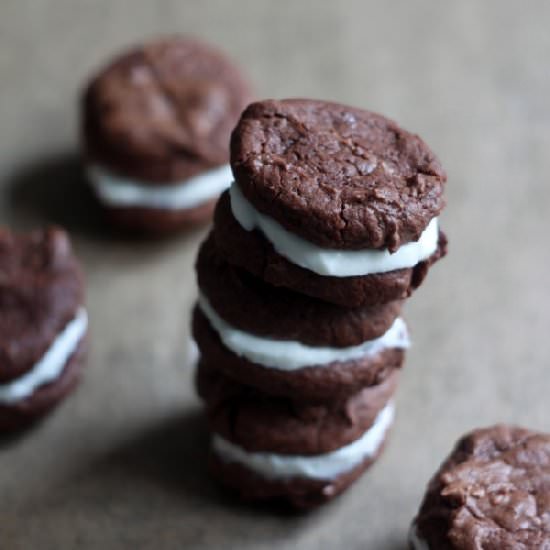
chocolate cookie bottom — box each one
[197,232,404,348]
[210,432,389,509]
[102,199,217,235]
[197,360,398,455]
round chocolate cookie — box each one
[0,227,88,431]
[411,425,550,550]
[214,191,447,307]
[82,36,251,233]
[0,227,84,382]
[230,99,446,251]
[192,307,405,401]
[197,232,403,347]
[83,36,251,182]
[197,361,397,455]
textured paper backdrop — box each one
[1,1,549,548]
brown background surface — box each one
[1,1,549,548]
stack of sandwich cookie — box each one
[82,36,251,234]
[0,227,88,431]
[193,99,447,507]
[194,234,407,400]
[410,425,550,549]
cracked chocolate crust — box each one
[196,360,397,455]
[192,307,405,401]
[82,36,252,183]
[214,191,448,307]
[209,432,387,509]
[0,227,85,383]
[196,232,403,347]
[230,99,446,250]
[0,338,87,432]
[413,425,550,550]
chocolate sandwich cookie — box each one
[197,233,403,348]
[215,193,447,307]
[210,444,385,509]
[197,361,398,455]
[214,99,447,306]
[411,425,550,550]
[202,364,396,508]
[82,36,251,234]
[193,307,405,401]
[0,227,88,431]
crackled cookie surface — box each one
[0,227,88,430]
[411,425,550,550]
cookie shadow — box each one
[7,151,108,238]
[0,419,46,449]
[6,151,213,255]
[4,409,315,548]
[90,408,323,518]
[382,540,409,550]
[88,408,218,504]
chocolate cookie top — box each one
[197,361,397,455]
[83,36,251,183]
[415,425,550,550]
[231,99,446,251]
[196,233,403,347]
[0,227,84,383]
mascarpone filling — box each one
[212,402,394,480]
[229,181,439,278]
[0,308,88,404]
[198,294,409,371]
[88,163,233,210]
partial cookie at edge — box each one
[0,339,87,431]
[0,227,85,383]
[413,424,550,550]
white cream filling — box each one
[409,525,430,550]
[229,182,439,277]
[0,308,88,404]
[198,294,409,371]
[87,163,233,210]
[212,402,394,480]
[186,339,200,367]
